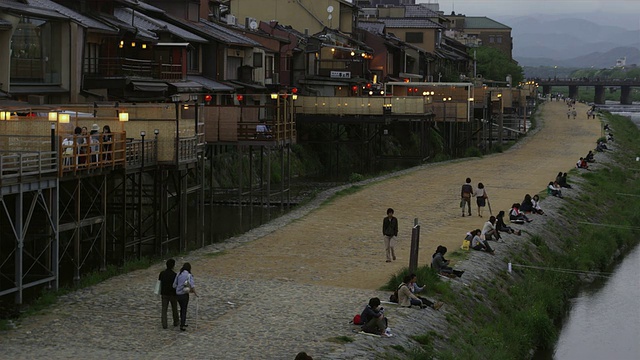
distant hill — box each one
[494,15,640,66]
[517,46,640,68]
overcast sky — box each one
[426,0,640,16]
[418,0,640,29]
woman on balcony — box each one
[102,125,112,161]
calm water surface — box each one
[550,245,640,360]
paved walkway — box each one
[0,101,603,359]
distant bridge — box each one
[537,78,640,105]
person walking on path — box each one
[382,208,398,262]
[158,259,179,329]
[474,182,488,217]
[460,178,473,217]
[173,262,197,331]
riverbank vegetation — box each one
[382,113,640,359]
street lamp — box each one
[140,131,146,168]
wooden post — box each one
[409,218,420,273]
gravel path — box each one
[0,101,605,359]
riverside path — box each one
[0,101,602,359]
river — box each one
[536,104,640,360]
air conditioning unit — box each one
[264,78,273,84]
[226,14,236,25]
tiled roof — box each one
[461,17,511,30]
[0,0,68,20]
[198,18,262,47]
[404,5,442,18]
[97,13,157,40]
[358,21,385,35]
[114,7,207,43]
[379,17,443,29]
[27,0,117,32]
[120,0,166,14]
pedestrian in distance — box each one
[158,258,179,329]
[460,178,473,217]
[173,262,197,331]
[474,182,488,217]
[382,208,398,263]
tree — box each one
[472,46,524,85]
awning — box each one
[9,85,69,94]
[220,81,244,90]
[229,80,267,91]
[130,81,168,92]
[187,75,234,92]
[169,81,204,93]
[399,72,424,80]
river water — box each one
[536,104,640,360]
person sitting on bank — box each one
[519,194,534,213]
[576,157,589,170]
[481,216,501,241]
[496,211,521,235]
[585,150,595,162]
[431,246,464,277]
[559,172,572,189]
[510,203,532,223]
[359,297,389,336]
[469,229,495,254]
[548,182,564,198]
[531,195,545,215]
[399,275,443,310]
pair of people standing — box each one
[158,259,197,331]
[460,178,489,217]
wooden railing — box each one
[0,149,57,186]
[58,132,127,175]
[83,57,183,80]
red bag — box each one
[352,314,362,325]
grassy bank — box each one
[382,112,640,359]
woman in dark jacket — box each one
[496,211,522,235]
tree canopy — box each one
[472,46,524,86]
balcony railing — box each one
[0,149,57,186]
[83,57,183,80]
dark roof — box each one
[404,5,443,18]
[198,18,262,47]
[27,0,117,32]
[358,21,385,35]
[0,0,68,20]
[460,17,511,30]
[379,17,443,29]
[186,75,234,92]
[119,0,166,14]
[114,7,207,43]
[96,13,157,41]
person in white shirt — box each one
[481,216,501,241]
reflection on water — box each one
[541,245,640,360]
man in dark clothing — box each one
[158,258,179,329]
[460,178,473,217]
[382,208,398,262]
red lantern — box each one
[291,87,298,94]
[236,94,244,102]
[414,88,418,93]
[366,83,372,89]
[204,94,212,103]
[408,87,413,93]
[351,85,358,93]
